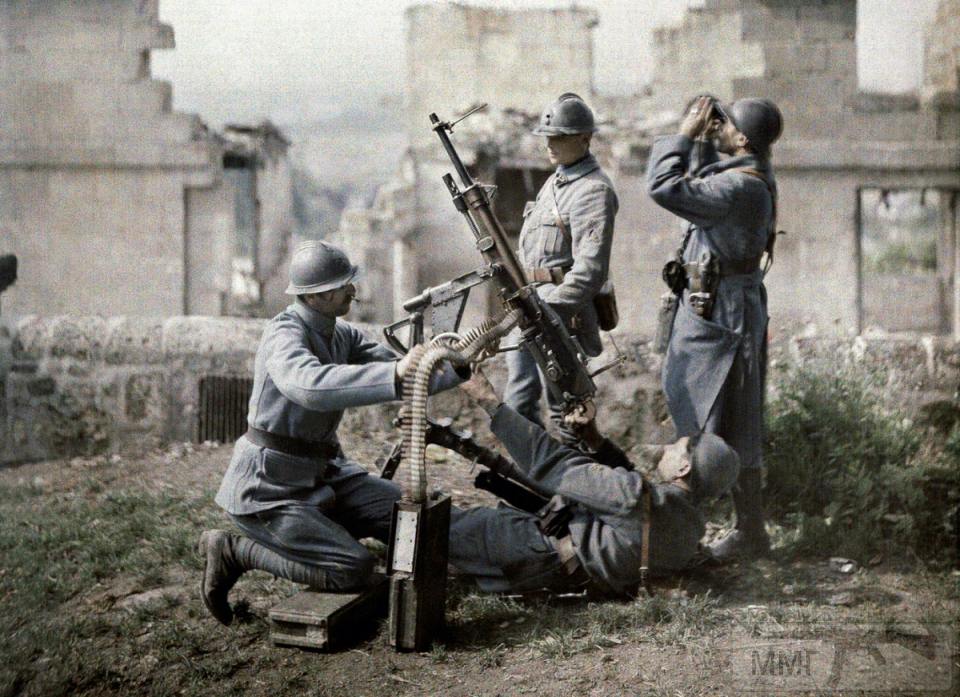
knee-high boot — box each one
[198,529,329,626]
[707,469,770,563]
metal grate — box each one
[197,376,253,444]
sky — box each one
[152,0,941,128]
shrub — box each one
[764,363,959,565]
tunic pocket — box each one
[540,214,570,257]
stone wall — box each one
[3,315,959,467]
[0,0,223,317]
[404,3,597,147]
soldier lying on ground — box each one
[198,240,466,626]
[449,368,741,596]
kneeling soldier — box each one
[199,240,464,625]
[450,369,740,596]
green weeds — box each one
[765,363,960,564]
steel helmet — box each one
[724,98,784,154]
[689,433,741,500]
[285,240,359,295]
[532,93,597,136]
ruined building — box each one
[0,0,295,318]
[343,0,960,339]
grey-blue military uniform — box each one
[505,153,618,439]
[449,405,705,596]
[647,135,773,470]
[215,299,460,590]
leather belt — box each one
[245,426,341,460]
[718,257,762,276]
[525,266,570,284]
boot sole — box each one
[198,531,233,626]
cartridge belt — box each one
[525,266,570,284]
[245,426,342,460]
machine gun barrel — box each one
[430,109,596,412]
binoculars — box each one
[688,94,728,124]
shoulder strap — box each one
[549,178,571,241]
[730,166,780,275]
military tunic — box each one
[504,153,618,438]
[449,405,705,596]
[215,299,461,590]
[646,135,774,470]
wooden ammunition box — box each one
[269,581,387,651]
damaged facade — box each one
[343,0,960,339]
[0,0,296,319]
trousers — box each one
[229,464,400,590]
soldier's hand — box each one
[680,95,715,140]
[563,401,603,450]
[459,367,501,415]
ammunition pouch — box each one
[661,259,687,296]
[593,280,619,331]
[525,265,618,332]
[684,252,720,319]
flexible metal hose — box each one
[401,310,519,502]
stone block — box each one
[26,375,56,397]
[798,1,856,41]
[740,6,799,43]
[163,316,263,364]
[105,316,165,365]
[123,371,164,424]
[48,316,108,361]
[14,316,51,358]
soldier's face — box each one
[305,283,356,318]
[714,120,746,155]
[546,134,591,166]
[657,437,692,483]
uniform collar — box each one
[292,299,337,338]
[554,152,599,187]
[701,152,771,178]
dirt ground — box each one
[2,427,958,697]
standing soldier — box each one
[198,240,464,625]
[505,92,618,446]
[646,96,783,562]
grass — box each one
[0,476,234,696]
[445,586,726,658]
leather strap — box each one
[639,484,652,595]
[731,166,779,274]
[245,426,341,460]
[525,266,568,284]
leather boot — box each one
[198,529,329,626]
[707,469,770,563]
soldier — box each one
[450,368,740,595]
[198,240,465,625]
[505,92,618,446]
[646,96,784,562]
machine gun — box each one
[385,104,600,418]
[382,105,618,652]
